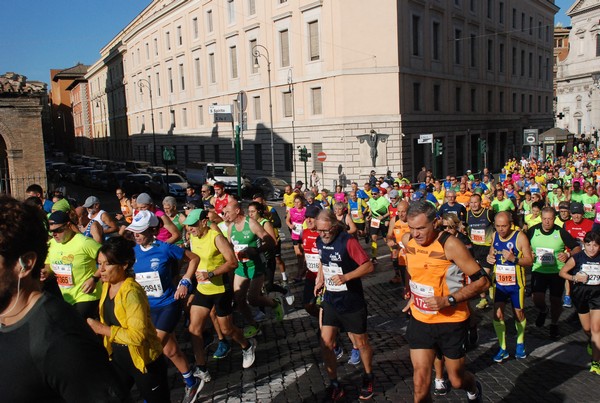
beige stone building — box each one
[87,0,557,186]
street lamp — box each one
[252,44,275,177]
[138,78,157,165]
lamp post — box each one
[138,78,157,165]
[252,44,275,177]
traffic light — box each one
[434,139,443,157]
[478,138,487,154]
[298,146,311,162]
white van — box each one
[185,161,238,191]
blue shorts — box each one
[150,301,182,333]
[494,284,524,310]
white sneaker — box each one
[193,367,211,382]
[242,338,257,369]
[285,294,295,305]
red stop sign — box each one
[317,152,327,162]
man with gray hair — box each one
[439,190,467,223]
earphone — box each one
[19,257,26,272]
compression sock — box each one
[371,241,378,258]
[493,320,507,350]
[182,369,196,387]
[515,318,527,344]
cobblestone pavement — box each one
[155,239,599,403]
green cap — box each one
[51,198,71,212]
[183,209,204,225]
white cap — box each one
[126,211,159,233]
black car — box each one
[123,174,152,196]
[247,177,289,200]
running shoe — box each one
[322,383,346,402]
[563,295,572,308]
[212,340,231,359]
[550,324,560,339]
[243,324,261,338]
[493,348,509,363]
[359,374,374,400]
[535,308,548,327]
[475,298,488,310]
[254,310,267,322]
[273,297,285,321]
[348,348,361,365]
[193,367,211,383]
[181,378,204,403]
[433,378,450,396]
[466,380,483,403]
[515,343,527,359]
[333,345,344,360]
[587,341,593,356]
[389,275,403,284]
[242,338,257,369]
[284,287,295,305]
[590,361,600,375]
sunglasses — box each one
[50,224,68,234]
[317,228,335,234]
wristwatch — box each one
[447,295,457,307]
[92,276,100,283]
[208,272,215,279]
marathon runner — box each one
[367,187,390,264]
[563,202,593,308]
[83,196,119,239]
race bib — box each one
[547,183,554,191]
[496,264,517,286]
[198,270,211,285]
[536,247,556,266]
[52,263,74,288]
[351,209,360,220]
[292,223,303,237]
[233,243,250,263]
[585,204,593,212]
[305,253,320,273]
[409,280,436,314]
[322,263,348,292]
[371,218,381,229]
[581,263,600,286]
[470,229,486,244]
[135,271,164,298]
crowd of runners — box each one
[1,150,600,402]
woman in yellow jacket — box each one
[87,237,170,403]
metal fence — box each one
[0,173,47,198]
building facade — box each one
[555,0,600,139]
[88,0,557,186]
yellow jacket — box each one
[99,277,163,373]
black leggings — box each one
[264,256,287,294]
[111,345,171,403]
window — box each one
[455,87,462,112]
[253,96,261,120]
[537,95,541,113]
[469,0,475,12]
[512,8,516,28]
[249,39,258,73]
[311,87,322,115]
[487,90,493,112]
[529,95,533,112]
[499,91,504,112]
[207,10,213,33]
[179,63,185,90]
[283,91,293,117]
[521,13,525,32]
[182,108,188,127]
[229,46,238,78]
[512,47,517,75]
[412,15,421,56]
[433,85,440,111]
[487,40,493,70]
[177,26,182,46]
[432,22,440,60]
[521,94,525,112]
[545,57,549,80]
[454,29,462,64]
[248,0,256,15]
[145,43,149,60]
[413,83,421,111]
[168,67,173,93]
[254,144,263,170]
[308,21,320,61]
[499,43,504,72]
[280,29,290,67]
[156,72,161,96]
[208,53,216,83]
[512,92,517,112]
[499,2,504,24]
[528,52,532,78]
[470,34,476,67]
[154,38,158,55]
[194,57,201,86]
[166,31,171,50]
[227,0,235,24]
[158,112,163,129]
[538,55,542,79]
[520,50,525,76]
[545,96,549,113]
[487,0,492,19]
[597,35,600,57]
[529,17,533,35]
[471,88,477,112]
[197,105,204,125]
[192,17,198,39]
[538,21,542,39]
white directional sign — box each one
[418,134,433,144]
[208,104,233,115]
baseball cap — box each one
[136,192,153,205]
[570,202,584,214]
[82,196,100,208]
[48,211,71,226]
[182,209,207,225]
[51,198,71,212]
[388,189,400,199]
[558,201,570,210]
[305,205,320,218]
[126,211,159,233]
[371,187,380,194]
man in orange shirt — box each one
[386,200,410,294]
[455,183,473,207]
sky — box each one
[0,0,576,85]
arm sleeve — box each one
[346,237,370,266]
[560,227,580,250]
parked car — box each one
[93,160,112,171]
[185,161,238,192]
[75,167,94,184]
[147,165,167,174]
[246,176,289,200]
[107,161,126,172]
[123,174,152,196]
[125,160,151,173]
[106,170,133,191]
[146,173,188,199]
[82,169,103,188]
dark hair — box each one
[24,196,43,209]
[531,201,545,211]
[407,200,437,222]
[583,231,600,245]
[25,184,43,195]
[248,201,266,217]
[98,237,136,277]
[0,196,49,278]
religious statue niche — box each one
[357,129,389,167]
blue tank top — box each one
[492,230,525,287]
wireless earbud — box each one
[19,257,26,272]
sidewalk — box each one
[161,247,597,403]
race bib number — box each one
[305,253,320,273]
[496,264,517,286]
[371,218,381,229]
[351,209,360,220]
[581,263,600,286]
[323,263,347,292]
[135,271,164,298]
[233,243,250,263]
[292,223,303,237]
[536,247,556,266]
[198,270,211,285]
[409,280,436,314]
[547,183,554,191]
[585,204,593,212]
[596,212,600,222]
[52,263,74,288]
[470,229,486,244]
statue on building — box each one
[357,129,389,167]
